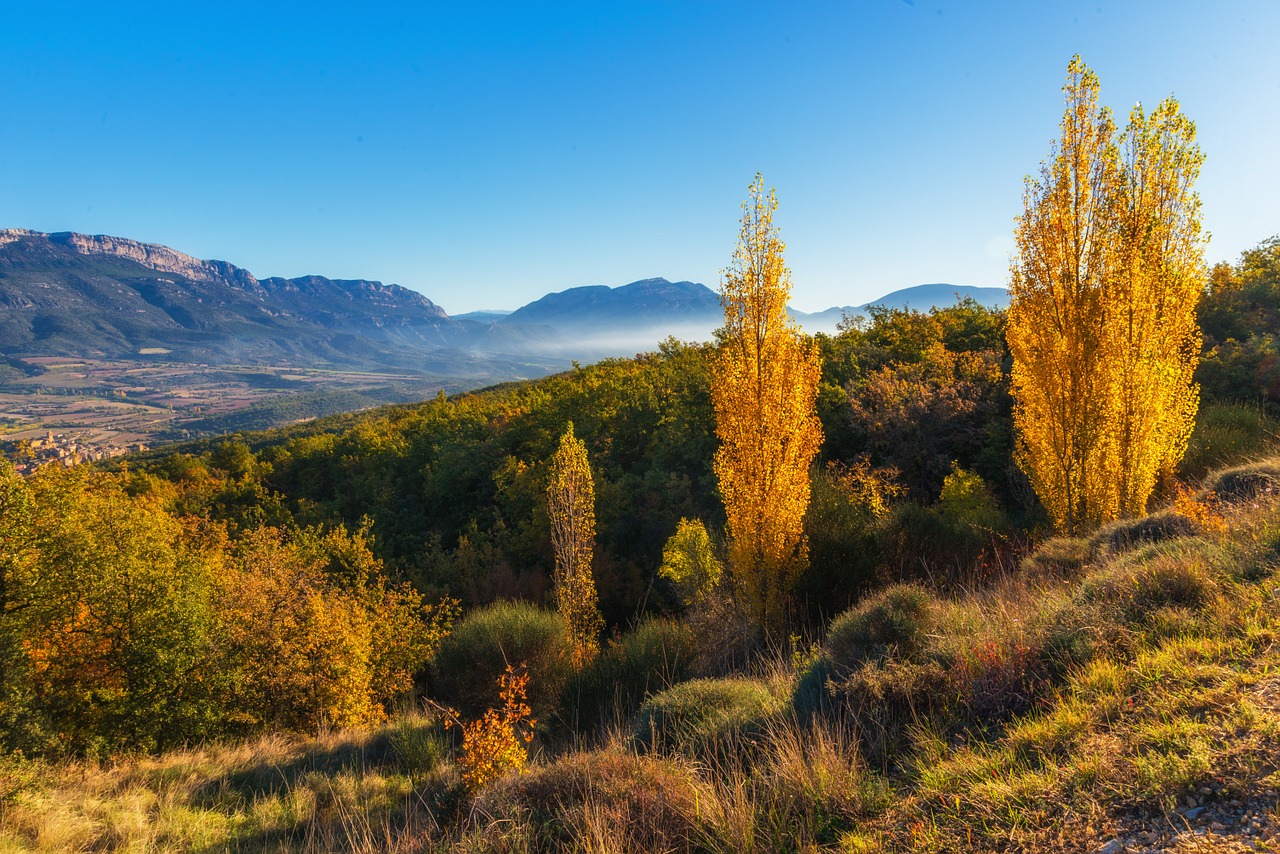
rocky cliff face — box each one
[21,230,265,293]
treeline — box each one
[122,300,1020,628]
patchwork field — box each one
[0,356,460,460]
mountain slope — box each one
[503,278,722,331]
[0,229,1010,367]
[497,277,1010,342]
[0,229,553,374]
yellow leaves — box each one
[445,664,536,791]
[658,517,723,608]
[222,527,453,733]
[1008,57,1205,533]
[546,423,604,666]
[824,458,904,521]
[713,175,823,630]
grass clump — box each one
[473,749,703,852]
[1020,535,1091,576]
[632,677,787,757]
[1203,457,1280,503]
[825,583,939,666]
[1088,509,1200,557]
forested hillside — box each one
[2,71,1279,845]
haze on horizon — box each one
[1,1,1276,314]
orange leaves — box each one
[445,664,536,791]
[712,175,823,630]
[1171,485,1227,537]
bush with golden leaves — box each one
[445,664,536,791]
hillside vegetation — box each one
[2,456,1279,852]
[0,112,1274,850]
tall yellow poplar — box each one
[712,174,823,631]
[546,423,603,665]
[1008,56,1205,532]
[1109,97,1206,516]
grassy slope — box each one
[4,469,1280,852]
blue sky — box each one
[1,1,1276,313]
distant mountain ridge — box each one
[495,277,1009,339]
[0,229,560,378]
[789,283,1011,333]
[0,228,1009,374]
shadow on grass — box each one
[187,722,455,853]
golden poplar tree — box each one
[546,423,603,664]
[1008,57,1205,532]
[1109,97,1206,516]
[712,174,823,631]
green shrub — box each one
[825,584,939,668]
[880,503,992,579]
[1088,510,1199,557]
[475,750,702,852]
[1182,403,1280,478]
[1203,458,1280,504]
[386,717,449,780]
[561,618,696,733]
[792,657,838,721]
[632,677,786,756]
[797,469,882,620]
[431,601,573,721]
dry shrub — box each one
[473,750,702,853]
[683,588,756,676]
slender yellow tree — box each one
[712,174,823,631]
[1008,56,1205,532]
[1007,57,1118,533]
[1109,97,1206,516]
[546,423,603,665]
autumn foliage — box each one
[546,424,604,665]
[712,175,823,631]
[1008,56,1205,532]
[446,664,536,791]
[0,460,455,755]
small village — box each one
[4,430,146,475]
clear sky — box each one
[1,1,1276,313]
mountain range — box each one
[0,229,1008,377]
